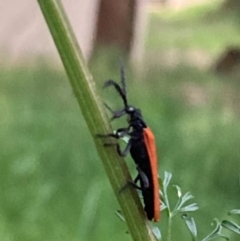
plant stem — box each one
[163,185,172,241]
[167,215,172,241]
[37,1,157,240]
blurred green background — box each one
[1,1,240,241]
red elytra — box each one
[143,127,160,222]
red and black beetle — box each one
[99,67,160,222]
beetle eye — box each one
[128,106,134,112]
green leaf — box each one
[179,192,194,207]
[173,185,182,198]
[163,171,172,191]
[228,209,240,215]
[201,219,229,241]
[161,171,172,215]
[115,210,126,222]
[172,187,198,217]
[221,220,240,234]
[159,190,166,205]
[173,191,194,212]
[201,234,229,241]
[179,203,199,213]
[160,200,168,211]
[182,214,197,241]
[173,203,198,217]
[151,225,161,240]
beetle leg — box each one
[97,126,131,156]
[127,182,142,191]
[119,169,149,194]
[115,127,130,137]
[136,166,149,189]
[96,133,119,138]
[133,174,140,183]
[104,139,132,157]
[97,137,132,157]
[127,168,149,191]
[104,102,126,120]
[111,109,126,120]
[97,126,130,139]
[119,174,141,194]
[118,139,131,156]
[128,174,142,190]
[120,167,150,193]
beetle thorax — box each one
[126,106,146,129]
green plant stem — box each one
[163,187,172,241]
[37,1,157,241]
[168,216,172,241]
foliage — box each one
[115,171,240,241]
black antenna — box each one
[104,79,128,108]
[120,61,126,96]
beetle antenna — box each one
[120,61,126,96]
[104,80,128,107]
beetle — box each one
[99,67,160,222]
